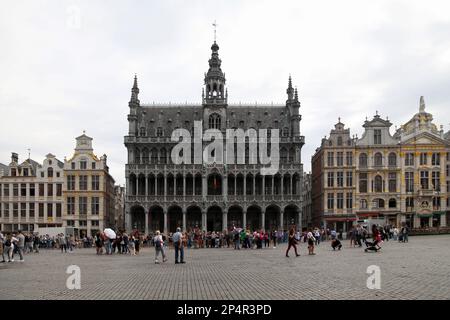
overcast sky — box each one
[1,0,450,185]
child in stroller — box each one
[331,238,342,250]
[364,239,382,252]
[365,225,382,252]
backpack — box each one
[5,239,11,247]
[155,238,162,248]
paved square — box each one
[1,235,449,300]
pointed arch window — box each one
[208,113,221,129]
[140,127,146,137]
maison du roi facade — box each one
[124,41,305,234]
[311,97,450,232]
[0,135,124,236]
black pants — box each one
[286,242,298,256]
[61,244,67,252]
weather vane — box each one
[212,20,218,42]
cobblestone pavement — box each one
[1,235,449,300]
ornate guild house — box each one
[124,40,305,234]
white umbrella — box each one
[103,228,116,239]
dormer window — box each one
[71,162,76,170]
[374,129,382,145]
[80,160,87,170]
[48,167,53,178]
[23,168,29,177]
[337,136,343,146]
[11,168,16,176]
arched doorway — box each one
[246,205,261,231]
[186,206,202,232]
[168,206,182,233]
[228,205,243,230]
[149,205,164,233]
[265,205,280,231]
[130,205,145,233]
[284,205,299,231]
[207,206,223,231]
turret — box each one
[203,42,227,105]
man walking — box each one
[172,227,185,264]
[59,233,67,253]
[233,227,240,250]
[16,230,25,262]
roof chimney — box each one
[11,152,18,163]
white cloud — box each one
[1,0,449,182]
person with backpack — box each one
[94,232,103,255]
[153,231,167,264]
[401,225,409,243]
[4,234,16,262]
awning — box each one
[324,217,357,222]
[356,212,380,217]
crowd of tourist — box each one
[0,223,411,264]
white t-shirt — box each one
[153,235,163,245]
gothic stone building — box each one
[124,41,304,234]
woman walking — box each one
[307,230,316,255]
[94,232,103,255]
[285,228,300,258]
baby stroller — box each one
[331,239,342,251]
[364,239,382,252]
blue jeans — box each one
[105,240,112,254]
[234,238,240,249]
[174,244,184,262]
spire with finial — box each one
[294,87,299,102]
[130,74,140,104]
[286,75,294,101]
[419,96,425,112]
